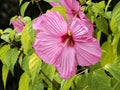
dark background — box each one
[0,0,119,90]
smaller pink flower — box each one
[33,11,102,79]
[11,16,25,33]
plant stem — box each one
[105,0,112,12]
[41,70,58,89]
[35,0,43,14]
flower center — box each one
[61,31,74,46]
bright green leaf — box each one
[21,23,35,55]
[2,65,9,89]
[88,70,111,90]
[110,1,120,33]
[101,41,116,66]
[0,45,10,64]
[21,55,30,74]
[1,28,13,42]
[104,64,120,81]
[18,72,30,90]
[20,2,30,17]
[19,0,23,5]
[29,53,42,84]
[91,1,105,16]
[60,76,75,90]
[23,16,31,23]
[4,48,20,75]
[0,29,3,35]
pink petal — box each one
[33,16,42,32]
[55,47,76,79]
[33,32,63,65]
[12,17,24,33]
[69,18,92,42]
[74,38,102,66]
[33,11,68,36]
[49,2,60,7]
[60,0,79,13]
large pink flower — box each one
[11,16,25,33]
[50,0,94,36]
[33,11,101,79]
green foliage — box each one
[4,48,20,75]
[20,1,30,17]
[21,22,35,55]
[44,0,59,3]
[2,65,9,89]
[110,1,120,33]
[88,70,111,90]
[18,72,30,90]
[1,0,120,90]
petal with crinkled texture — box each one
[60,0,79,13]
[33,32,63,65]
[74,38,102,66]
[69,18,92,41]
[55,47,76,79]
[34,11,68,36]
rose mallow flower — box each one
[33,11,101,79]
[11,16,25,33]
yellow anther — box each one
[68,30,71,36]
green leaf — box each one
[104,64,120,81]
[74,74,88,90]
[1,28,13,42]
[60,76,75,90]
[41,63,55,87]
[88,70,111,90]
[21,55,30,74]
[18,72,30,90]
[20,2,30,17]
[22,16,31,23]
[4,48,20,75]
[110,1,120,33]
[0,45,10,64]
[95,16,108,35]
[21,23,35,55]
[19,0,23,5]
[111,78,120,90]
[101,41,116,66]
[48,6,67,21]
[29,53,42,84]
[44,0,59,3]
[2,65,9,89]
[117,38,120,56]
[91,1,105,16]
[29,76,44,90]
[0,29,3,35]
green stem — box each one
[41,70,58,89]
[35,0,43,14]
[105,0,112,12]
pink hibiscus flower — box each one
[50,0,94,36]
[11,16,25,33]
[33,11,101,79]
